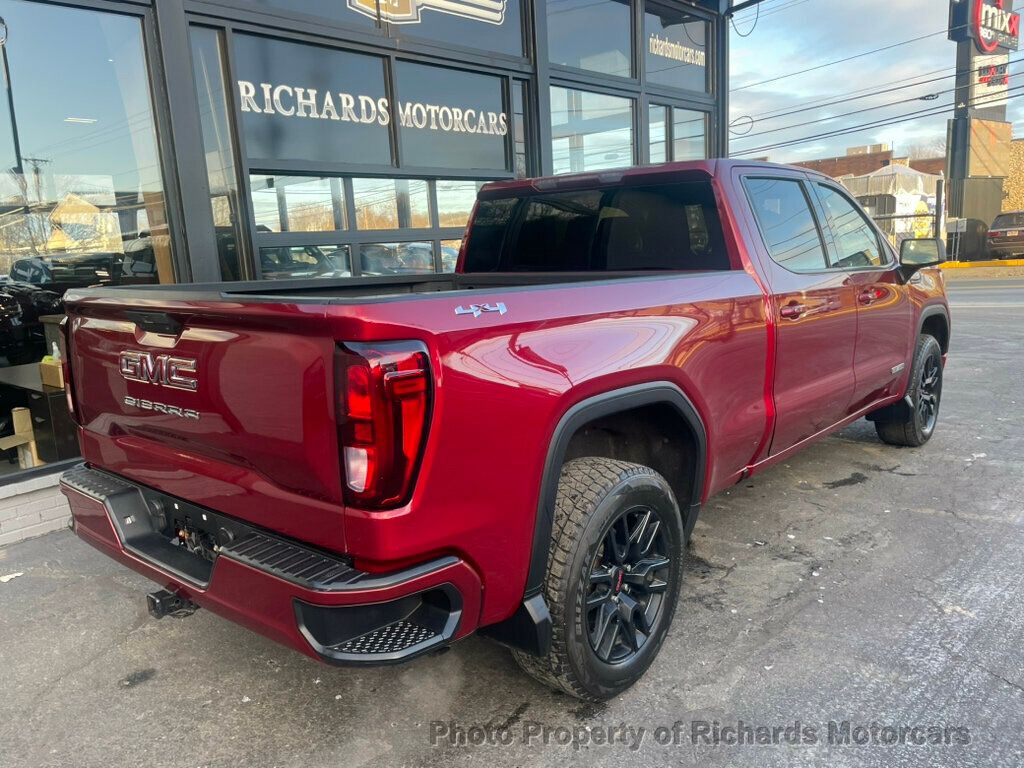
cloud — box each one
[727,0,1004,161]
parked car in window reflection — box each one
[259,244,352,280]
[0,282,64,365]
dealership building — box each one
[0,0,730,537]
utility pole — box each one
[0,16,22,178]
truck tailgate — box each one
[65,297,347,546]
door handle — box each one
[780,302,806,320]
[858,287,885,305]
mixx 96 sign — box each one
[950,0,1020,53]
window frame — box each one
[811,181,896,271]
[741,174,831,274]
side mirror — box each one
[899,237,945,272]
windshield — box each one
[991,212,1024,229]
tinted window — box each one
[548,0,632,77]
[464,182,730,272]
[645,4,708,92]
[815,184,884,268]
[744,178,828,272]
[394,62,508,172]
[233,34,392,167]
[463,198,517,269]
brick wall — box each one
[793,149,894,178]
[909,157,946,176]
[0,472,70,547]
[1002,139,1024,212]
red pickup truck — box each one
[59,161,950,701]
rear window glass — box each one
[463,181,731,272]
[992,212,1024,229]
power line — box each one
[731,26,968,92]
[733,60,1019,145]
[731,86,1024,157]
[734,54,1020,129]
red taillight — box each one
[988,231,998,238]
[336,341,431,509]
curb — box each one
[940,259,1024,269]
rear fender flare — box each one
[479,382,707,656]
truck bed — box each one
[64,270,700,304]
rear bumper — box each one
[60,465,481,665]
[987,241,1024,256]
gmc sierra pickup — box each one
[59,160,950,701]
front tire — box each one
[512,457,684,701]
[875,334,943,447]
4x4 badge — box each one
[455,302,507,318]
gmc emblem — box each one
[119,351,198,392]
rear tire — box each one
[512,457,684,701]
[875,334,943,447]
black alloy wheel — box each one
[586,506,671,664]
[917,351,941,436]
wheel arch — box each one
[919,304,950,354]
[479,382,707,656]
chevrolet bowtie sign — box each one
[347,0,507,25]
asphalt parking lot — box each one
[1,277,1022,768]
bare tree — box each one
[904,138,946,159]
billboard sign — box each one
[950,0,1020,53]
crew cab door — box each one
[810,181,914,411]
[740,174,858,454]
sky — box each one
[727,0,1024,162]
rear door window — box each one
[463,181,731,272]
[743,177,828,272]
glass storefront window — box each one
[0,1,172,477]
[259,244,352,280]
[551,87,634,175]
[548,0,632,78]
[436,180,483,227]
[352,178,431,230]
[644,5,709,92]
[359,242,435,275]
[393,61,509,172]
[673,109,707,161]
[648,105,707,163]
[191,27,244,281]
[232,34,392,168]
[250,175,346,233]
[649,105,668,164]
[440,239,462,272]
[248,0,525,57]
[0,2,172,296]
